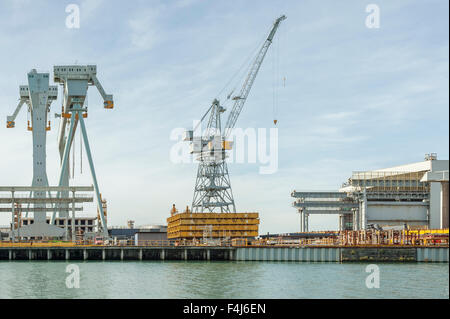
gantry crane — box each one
[51,65,113,238]
[6,70,65,237]
[184,15,286,213]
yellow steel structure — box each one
[406,229,448,235]
[207,140,233,151]
[167,206,259,240]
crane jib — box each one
[223,15,286,139]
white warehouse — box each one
[292,154,449,231]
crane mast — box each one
[188,15,286,213]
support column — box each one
[28,250,32,260]
[207,249,210,261]
[120,249,124,261]
[65,209,69,241]
[161,249,165,260]
[102,249,106,260]
[65,249,70,260]
[47,249,52,260]
[184,249,188,260]
[304,213,309,232]
[11,191,15,243]
[139,249,143,261]
[9,250,12,260]
[301,211,308,232]
[79,114,108,237]
[53,111,76,224]
[72,191,76,242]
[441,182,449,229]
[362,189,367,230]
[299,209,303,232]
[83,249,88,260]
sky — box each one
[0,0,448,233]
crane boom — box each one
[223,14,286,138]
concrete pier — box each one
[0,246,447,262]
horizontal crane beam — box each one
[297,209,354,214]
[0,186,93,192]
[0,207,84,212]
[291,191,349,199]
[0,197,93,204]
[293,201,358,208]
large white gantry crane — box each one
[52,65,113,238]
[184,15,286,213]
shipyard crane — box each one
[7,83,58,219]
[6,70,65,238]
[184,15,286,213]
[51,65,113,238]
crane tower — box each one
[6,70,65,237]
[184,15,286,213]
[51,65,113,237]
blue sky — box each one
[0,0,448,233]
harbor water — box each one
[0,261,448,299]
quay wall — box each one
[0,246,447,262]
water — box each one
[0,261,448,299]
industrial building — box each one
[109,224,167,242]
[21,217,97,234]
[292,154,449,231]
[134,227,168,244]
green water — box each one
[0,261,448,299]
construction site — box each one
[0,15,448,263]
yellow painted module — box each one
[167,207,259,240]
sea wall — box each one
[0,247,234,261]
[0,246,447,262]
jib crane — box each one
[184,15,286,213]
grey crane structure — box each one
[184,15,286,213]
[6,70,65,237]
[51,65,113,238]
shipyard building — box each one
[292,154,449,231]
